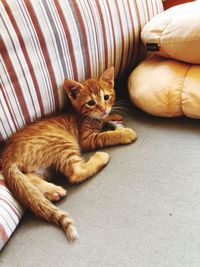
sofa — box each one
[2,1,199,266]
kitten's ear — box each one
[100,66,114,87]
[64,79,84,100]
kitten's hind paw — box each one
[94,151,110,166]
[44,185,67,202]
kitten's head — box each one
[64,67,115,119]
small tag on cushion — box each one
[146,43,160,51]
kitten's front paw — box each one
[106,113,123,122]
[117,128,137,144]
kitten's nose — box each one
[98,106,105,113]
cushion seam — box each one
[158,20,171,47]
[181,64,192,114]
[162,39,200,45]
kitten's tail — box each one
[4,163,78,241]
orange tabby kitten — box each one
[1,67,136,241]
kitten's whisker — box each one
[111,107,123,115]
[81,116,90,129]
[114,101,128,108]
[82,116,93,129]
[113,102,129,107]
[113,106,129,112]
[114,100,128,105]
[112,104,130,112]
[82,115,99,129]
[111,107,129,116]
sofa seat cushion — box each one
[128,55,200,118]
[141,0,200,64]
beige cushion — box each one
[141,1,200,64]
[128,55,200,118]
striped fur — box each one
[1,68,136,241]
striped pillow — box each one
[0,0,163,142]
[0,173,23,250]
[0,0,163,250]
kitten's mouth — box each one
[92,110,110,120]
[100,108,111,119]
[100,112,109,119]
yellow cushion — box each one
[141,1,200,64]
[128,55,200,118]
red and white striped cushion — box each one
[0,173,23,250]
[0,0,163,250]
[0,0,163,142]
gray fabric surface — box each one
[1,108,200,267]
[0,238,3,252]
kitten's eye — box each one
[104,95,110,101]
[87,100,96,106]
